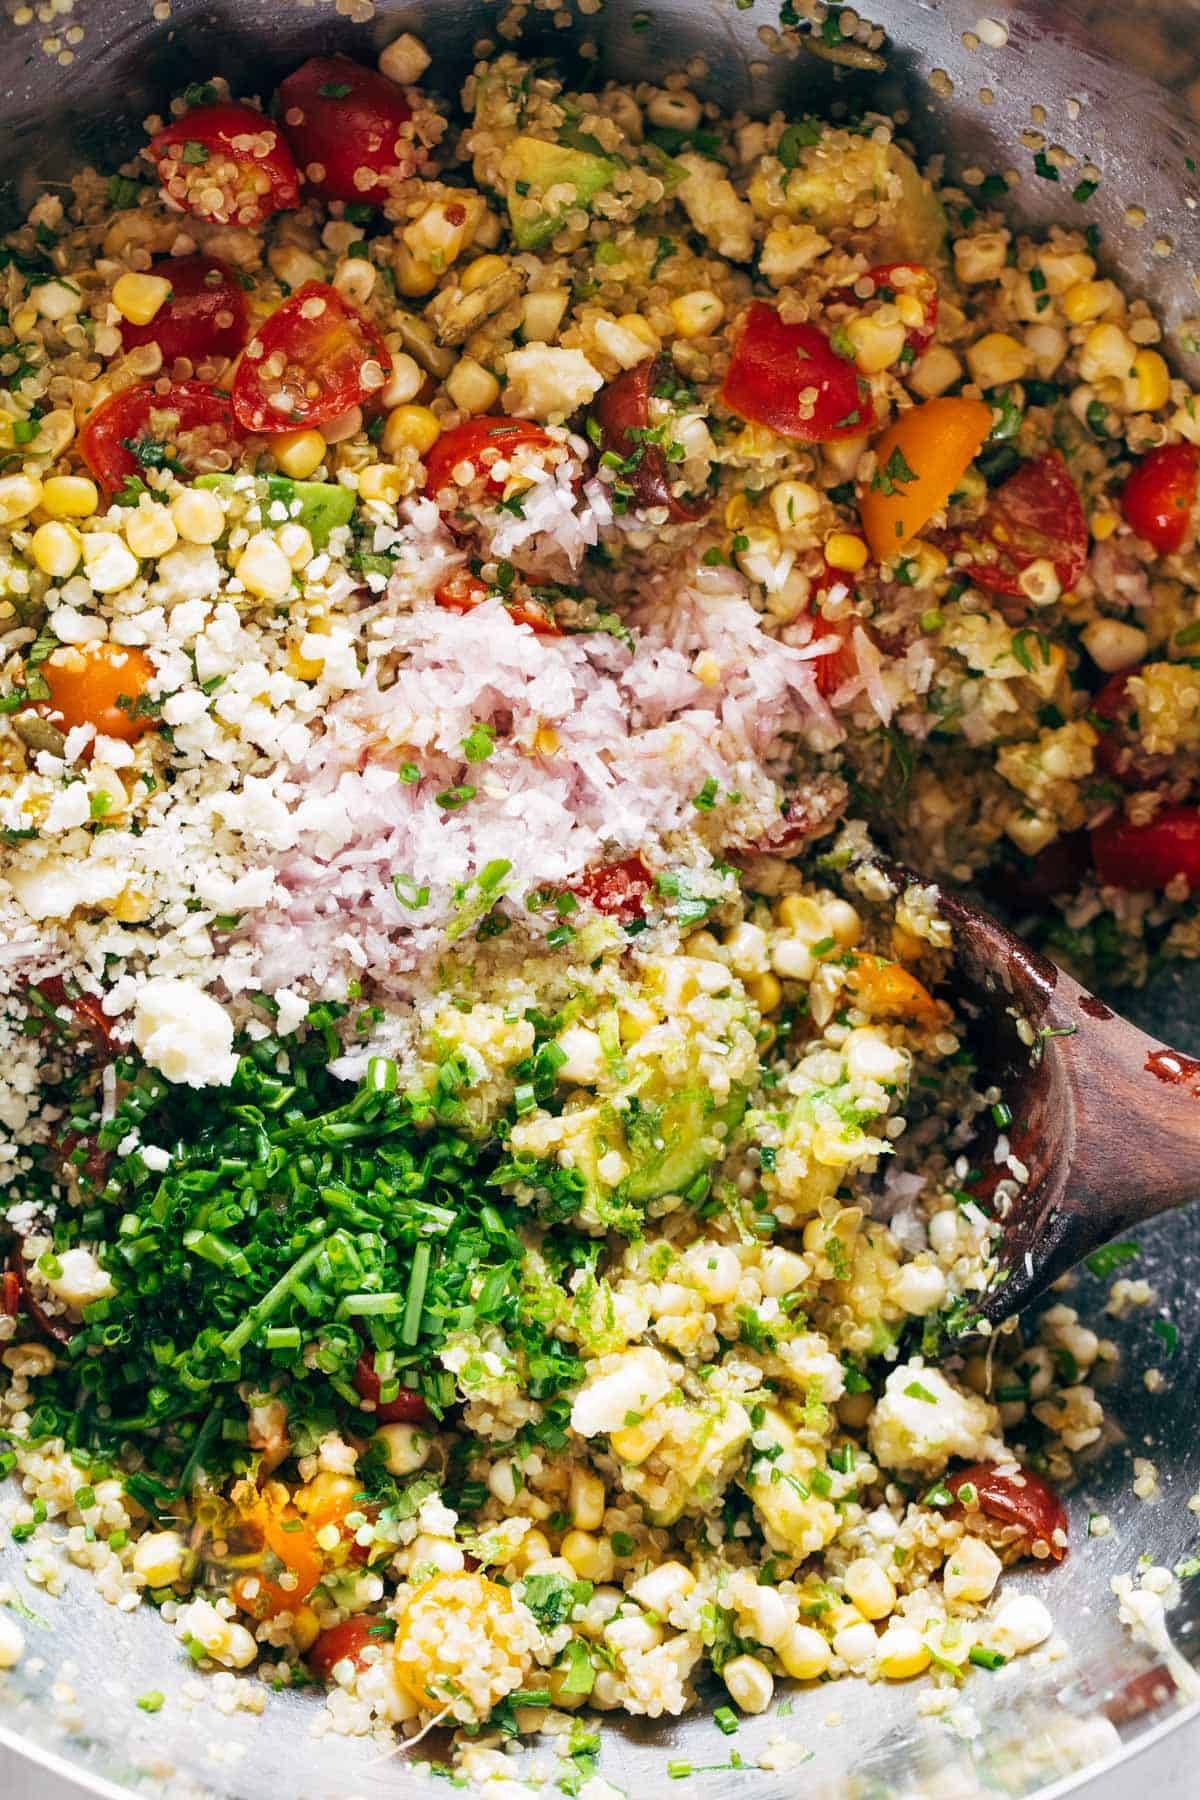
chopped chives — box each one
[402,1243,431,1347]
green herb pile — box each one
[4,1005,588,1505]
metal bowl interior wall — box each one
[3,1,1200,1795]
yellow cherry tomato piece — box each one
[40,643,157,742]
[848,955,946,1028]
[858,396,992,559]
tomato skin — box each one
[424,417,557,516]
[1090,668,1174,793]
[231,282,391,433]
[950,1462,1068,1561]
[808,612,858,699]
[720,302,871,443]
[589,357,709,521]
[79,379,244,496]
[148,102,300,227]
[352,1351,433,1425]
[0,1266,19,1319]
[434,569,561,636]
[307,1616,386,1683]
[951,451,1088,603]
[569,854,654,923]
[827,261,938,354]
[277,56,419,203]
[119,256,248,364]
[1091,804,1200,890]
[5,1245,74,1345]
[1121,444,1200,555]
[35,642,157,743]
[33,976,113,1046]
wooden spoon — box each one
[899,872,1200,1324]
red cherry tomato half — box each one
[307,1616,389,1683]
[720,301,872,444]
[147,102,300,228]
[1091,804,1200,891]
[79,379,244,495]
[950,451,1088,604]
[569,854,654,924]
[1,1266,21,1319]
[424,416,558,518]
[826,261,938,355]
[1121,443,1200,555]
[352,1351,433,1425]
[589,357,709,521]
[231,282,391,433]
[277,56,420,203]
[993,830,1092,909]
[6,1245,74,1345]
[434,569,561,636]
[950,1462,1068,1561]
[808,612,859,699]
[119,256,248,365]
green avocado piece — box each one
[194,473,355,550]
[505,135,617,250]
[621,1084,748,1205]
[886,145,950,269]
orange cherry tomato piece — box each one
[231,282,391,433]
[858,396,992,559]
[147,101,300,228]
[720,301,872,443]
[848,955,944,1027]
[38,643,157,742]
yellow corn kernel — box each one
[569,1468,606,1532]
[41,474,98,519]
[382,404,442,458]
[965,332,1032,387]
[609,1418,661,1465]
[876,1626,932,1681]
[393,245,440,298]
[669,289,726,339]
[1090,509,1120,542]
[824,532,869,573]
[111,271,172,327]
[1061,278,1118,325]
[460,253,507,293]
[534,724,560,755]
[521,289,570,344]
[446,356,501,416]
[30,520,82,578]
[273,429,326,480]
[777,893,822,932]
[845,309,907,374]
[0,474,42,524]
[123,501,178,560]
[289,1605,321,1654]
[777,1624,831,1681]
[894,292,925,330]
[560,1530,615,1582]
[1079,322,1135,384]
[288,645,324,682]
[358,462,406,505]
[844,1557,896,1621]
[1129,349,1170,412]
[616,312,660,350]
[770,480,821,536]
[10,305,37,337]
[724,493,751,531]
[906,541,948,588]
[747,971,783,1013]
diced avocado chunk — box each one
[504,135,616,250]
[773,131,948,269]
[885,145,950,268]
[194,474,355,549]
[621,1083,748,1204]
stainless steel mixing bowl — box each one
[3,1,1200,1793]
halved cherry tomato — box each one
[720,301,872,443]
[33,976,113,1047]
[589,357,709,521]
[5,1245,73,1345]
[0,1266,19,1320]
[232,282,390,433]
[424,417,558,523]
[34,642,157,743]
[949,451,1088,603]
[434,569,561,636]
[147,102,299,227]
[1091,804,1200,890]
[277,56,421,203]
[307,1615,388,1683]
[858,396,992,559]
[993,830,1092,909]
[119,256,248,364]
[1091,669,1173,791]
[752,773,849,854]
[570,854,654,923]
[848,954,945,1027]
[232,1506,324,1620]
[1121,443,1200,555]
[352,1351,433,1425]
[950,1462,1068,1561]
[79,379,244,496]
[827,261,939,355]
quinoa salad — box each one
[0,24,1194,1775]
